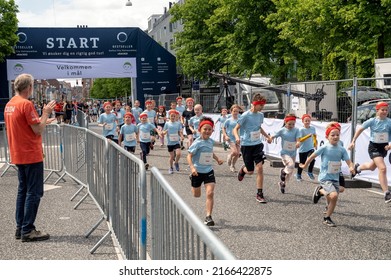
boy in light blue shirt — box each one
[119,112,138,154]
[300,122,355,227]
[233,93,272,203]
[98,101,118,142]
[162,110,184,174]
[187,116,223,226]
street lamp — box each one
[125,0,132,6]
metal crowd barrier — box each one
[0,122,17,176]
[61,124,147,259]
[42,124,64,182]
[76,109,89,129]
[150,167,236,260]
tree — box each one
[0,0,18,62]
[89,78,131,99]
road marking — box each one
[44,184,62,191]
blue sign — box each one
[0,27,177,114]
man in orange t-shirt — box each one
[4,73,56,242]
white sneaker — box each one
[168,167,174,174]
[230,165,236,172]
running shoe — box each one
[169,167,174,174]
[237,165,246,181]
[204,215,215,226]
[312,185,323,204]
[256,192,267,203]
[323,217,336,227]
[385,191,391,204]
[295,174,302,182]
[280,168,286,181]
[351,163,361,179]
[307,172,315,180]
[174,163,180,171]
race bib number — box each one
[125,133,135,142]
[158,118,165,124]
[327,161,341,174]
[140,132,150,140]
[373,132,388,143]
[148,117,154,123]
[169,134,179,142]
[283,141,296,151]
[116,113,122,119]
[199,152,213,165]
[105,123,113,130]
[250,131,260,142]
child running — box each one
[296,114,317,181]
[119,112,138,154]
[348,101,391,203]
[189,104,204,140]
[222,104,241,172]
[268,113,301,194]
[155,105,167,147]
[162,110,184,174]
[187,116,224,226]
[137,112,161,170]
[216,108,229,151]
[182,97,196,148]
[233,93,272,203]
[98,101,118,143]
[300,122,356,227]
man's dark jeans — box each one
[16,162,44,235]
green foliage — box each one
[0,0,18,62]
[90,78,131,99]
[171,0,391,82]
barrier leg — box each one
[73,192,89,209]
[89,230,112,254]
[85,216,105,238]
[0,164,17,177]
[70,185,86,201]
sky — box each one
[14,0,171,85]
[15,0,170,31]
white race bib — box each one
[250,131,260,142]
[105,123,113,130]
[169,134,179,142]
[140,132,150,140]
[199,152,213,165]
[327,161,341,174]
[283,141,296,151]
[125,133,135,142]
[116,113,122,119]
[148,117,154,123]
[373,132,388,143]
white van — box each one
[237,76,280,117]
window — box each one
[384,74,391,86]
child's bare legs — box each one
[191,183,215,216]
[322,189,338,217]
[204,183,215,216]
[255,163,264,190]
[359,158,388,192]
[229,142,240,168]
[281,155,295,183]
[187,134,194,148]
[174,148,181,164]
[169,151,175,168]
[157,126,164,145]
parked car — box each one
[355,99,391,124]
[337,86,390,122]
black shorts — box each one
[189,170,215,188]
[167,143,181,152]
[185,126,193,135]
[368,141,388,159]
[240,143,266,172]
[124,146,135,153]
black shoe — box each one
[204,215,215,226]
[21,229,50,242]
[278,181,285,194]
[323,217,336,227]
[312,185,323,204]
[256,192,267,203]
[280,168,286,181]
[351,163,360,179]
[237,165,246,181]
[145,163,149,170]
[385,191,391,204]
[15,228,21,240]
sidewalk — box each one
[0,164,119,260]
